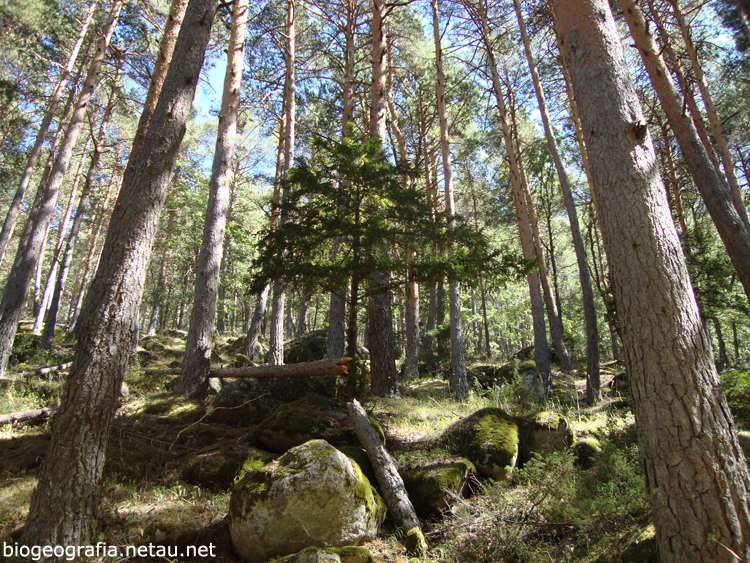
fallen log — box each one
[347,398,427,558]
[143,357,351,379]
[8,362,72,379]
[0,406,58,427]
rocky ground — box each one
[0,326,707,562]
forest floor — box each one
[1,327,748,562]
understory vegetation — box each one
[4,328,745,562]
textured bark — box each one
[472,0,550,390]
[42,60,123,348]
[0,0,98,267]
[431,0,468,399]
[296,290,307,336]
[367,0,398,396]
[21,0,218,546]
[130,0,190,158]
[669,0,750,233]
[552,1,750,560]
[619,0,750,305]
[67,168,119,331]
[178,0,248,400]
[0,0,124,377]
[514,0,598,397]
[368,270,398,397]
[347,399,426,556]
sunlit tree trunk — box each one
[32,138,91,334]
[270,0,296,366]
[552,1,750,560]
[431,0,468,399]
[472,0,551,391]
[178,0,248,399]
[618,0,750,305]
[21,0,218,545]
[367,0,398,397]
[514,0,598,397]
[67,158,119,332]
[0,0,124,377]
[0,0,98,267]
[669,0,750,233]
[42,58,124,348]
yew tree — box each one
[251,133,514,384]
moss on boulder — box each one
[516,411,573,465]
[137,397,204,425]
[442,408,519,481]
[336,446,377,490]
[205,379,262,425]
[229,440,385,562]
[252,397,384,454]
[573,438,603,469]
[178,452,245,489]
[401,459,476,517]
[275,546,374,563]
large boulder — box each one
[178,452,245,489]
[207,374,338,425]
[401,460,476,518]
[205,380,263,425]
[516,411,573,465]
[252,397,384,455]
[229,440,386,562]
[442,408,519,481]
[285,329,328,363]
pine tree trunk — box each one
[243,282,270,359]
[431,0,468,399]
[0,0,98,267]
[269,0,296,366]
[669,0,750,234]
[367,0,398,397]
[472,0,550,390]
[21,0,218,546]
[619,0,750,305]
[33,138,91,335]
[177,0,248,399]
[0,1,123,377]
[42,59,123,348]
[515,0,598,397]
[552,1,750,560]
[514,118,572,373]
[68,167,119,332]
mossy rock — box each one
[621,524,658,563]
[442,408,519,481]
[275,546,374,563]
[336,446,377,490]
[175,423,218,449]
[252,397,384,454]
[208,374,337,424]
[468,365,515,389]
[179,452,246,489]
[401,459,476,517]
[137,397,204,425]
[573,438,602,469]
[205,379,262,425]
[229,440,385,562]
[516,411,573,465]
[284,328,328,364]
[237,452,278,481]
